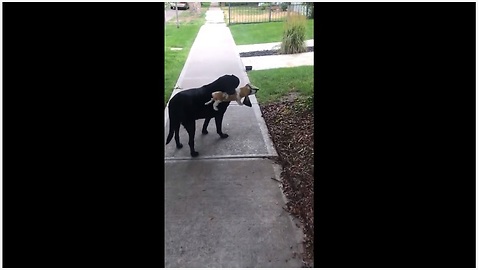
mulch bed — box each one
[260,96,314,268]
[240,46,314,58]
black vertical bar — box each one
[269,4,271,22]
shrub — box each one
[230,2,252,6]
[259,2,270,10]
[280,14,307,54]
[281,2,289,11]
[306,3,314,19]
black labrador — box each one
[166,74,256,157]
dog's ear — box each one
[243,95,252,107]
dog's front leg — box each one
[184,121,199,157]
[215,114,229,139]
[202,117,211,134]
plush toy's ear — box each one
[248,84,259,91]
[243,95,252,107]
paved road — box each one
[164,7,304,268]
[165,8,186,22]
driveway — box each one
[165,8,186,22]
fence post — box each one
[228,2,231,25]
[175,2,179,28]
[269,5,272,22]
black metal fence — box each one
[222,2,313,25]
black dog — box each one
[166,74,255,157]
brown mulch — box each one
[260,95,314,268]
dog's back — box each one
[166,74,240,146]
[168,87,228,121]
[202,74,239,95]
[168,74,240,121]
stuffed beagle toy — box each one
[205,83,259,111]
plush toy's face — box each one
[247,84,259,95]
[240,84,259,107]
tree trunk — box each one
[189,2,201,14]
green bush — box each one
[281,2,289,11]
[229,2,253,6]
[259,3,270,10]
[280,14,307,54]
[201,2,210,7]
[306,3,314,19]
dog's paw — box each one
[213,107,219,111]
[176,143,183,149]
[202,130,208,134]
[219,133,229,139]
[191,151,199,157]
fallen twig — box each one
[271,177,282,183]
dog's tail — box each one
[166,108,178,145]
[166,116,182,145]
[166,120,175,145]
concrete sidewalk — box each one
[165,7,303,268]
[238,39,314,71]
[236,39,314,53]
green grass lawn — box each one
[229,19,313,45]
[164,10,206,107]
[248,66,313,104]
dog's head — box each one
[205,74,240,95]
[238,83,259,107]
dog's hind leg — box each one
[215,114,229,139]
[183,121,199,157]
[166,119,183,149]
[174,122,183,149]
[202,117,211,134]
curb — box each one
[271,162,305,258]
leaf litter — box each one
[260,95,313,268]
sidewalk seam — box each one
[165,154,276,161]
